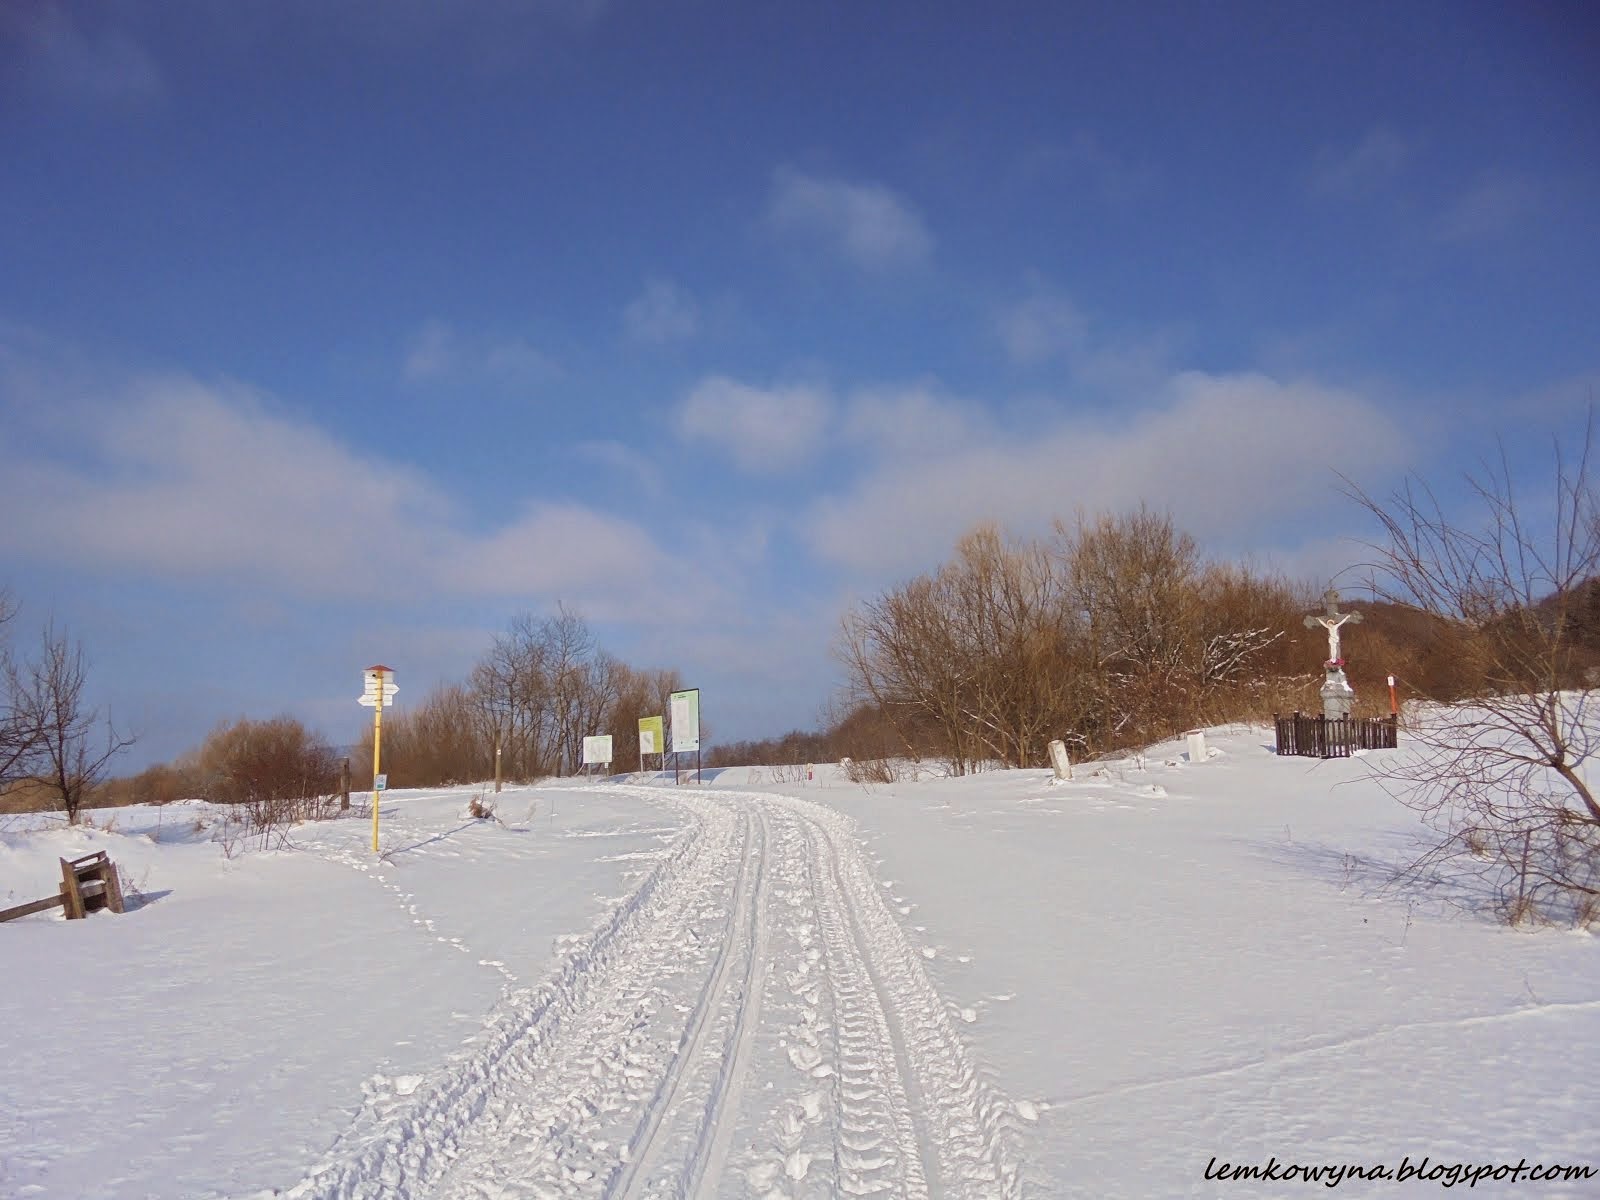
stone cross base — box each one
[1320,666,1355,720]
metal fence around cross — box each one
[1274,712,1398,759]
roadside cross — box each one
[1304,588,1363,666]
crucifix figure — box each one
[1304,587,1362,666]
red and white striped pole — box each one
[1387,674,1398,716]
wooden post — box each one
[59,858,85,920]
[0,894,67,922]
[340,758,351,812]
[102,858,125,914]
[494,731,503,794]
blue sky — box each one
[3,1,1598,768]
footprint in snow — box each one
[747,1163,779,1191]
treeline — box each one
[724,508,1600,778]
[99,606,680,815]
[704,704,904,770]
[49,510,1600,816]
[349,607,682,788]
[707,512,1326,774]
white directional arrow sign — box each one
[359,670,398,707]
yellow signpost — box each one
[360,665,397,853]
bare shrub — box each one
[844,756,895,785]
[1505,893,1546,928]
[98,761,197,808]
[196,716,340,846]
[1574,892,1600,930]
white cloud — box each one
[0,355,711,624]
[572,439,665,496]
[1437,173,1541,241]
[623,279,700,345]
[1,374,447,588]
[842,384,978,456]
[766,166,932,270]
[402,319,558,389]
[1308,128,1409,197]
[803,371,1411,574]
[996,292,1088,365]
[676,375,832,471]
[443,503,688,617]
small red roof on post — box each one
[366,664,394,674]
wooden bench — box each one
[0,851,125,923]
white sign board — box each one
[669,688,700,754]
[582,734,614,765]
[640,728,657,754]
[359,670,398,707]
[374,774,388,791]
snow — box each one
[2,725,1597,1198]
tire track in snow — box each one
[273,786,1025,1200]
[800,807,929,1197]
[277,792,715,1200]
[609,802,769,1199]
[780,793,1025,1199]
[415,791,749,1198]
[672,802,772,1198]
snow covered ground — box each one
[2,724,1597,1198]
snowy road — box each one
[284,786,1025,1200]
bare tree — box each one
[472,613,555,779]
[0,591,43,788]
[14,625,135,823]
[1349,427,1600,922]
